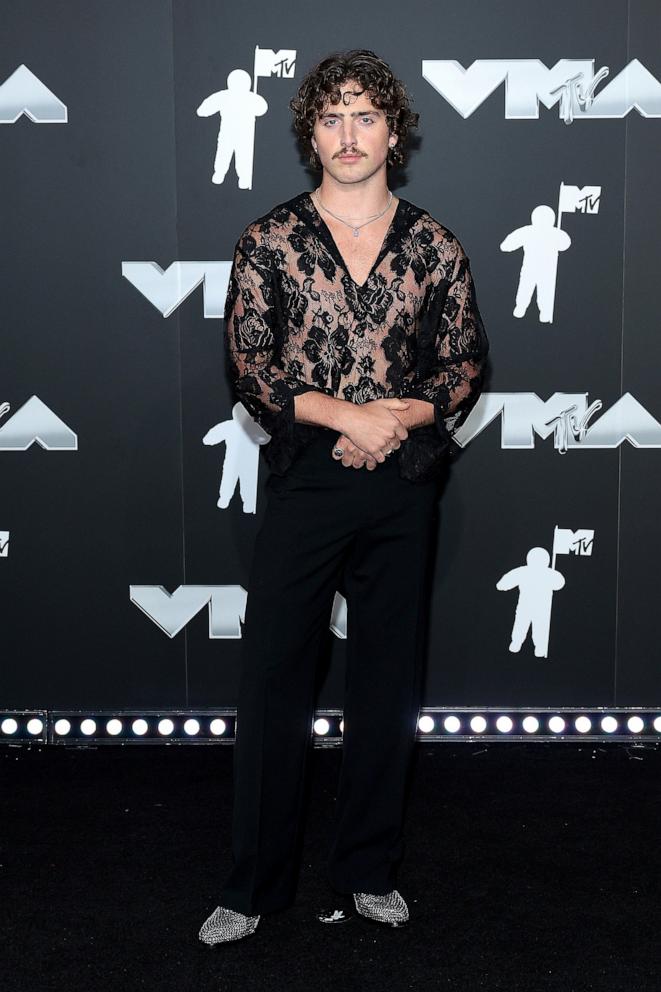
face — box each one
[311,79,397,184]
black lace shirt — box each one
[223,191,489,483]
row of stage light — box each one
[1,709,661,744]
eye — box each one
[360,116,374,124]
[322,117,339,127]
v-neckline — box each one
[303,191,404,291]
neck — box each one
[316,170,391,220]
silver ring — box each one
[385,449,393,456]
[333,447,344,458]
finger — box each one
[332,435,379,469]
[331,436,347,460]
[343,439,373,469]
[342,439,363,468]
[386,415,408,441]
[378,440,401,458]
[352,445,376,468]
[356,448,378,469]
[332,435,354,465]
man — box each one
[199,49,489,946]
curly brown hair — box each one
[289,49,419,170]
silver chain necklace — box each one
[313,187,393,237]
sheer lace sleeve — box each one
[223,223,326,472]
[400,244,488,447]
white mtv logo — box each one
[130,585,348,639]
[455,393,661,451]
[422,59,661,122]
[0,64,68,123]
[122,261,231,318]
[253,47,296,79]
[0,532,9,558]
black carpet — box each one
[2,740,660,991]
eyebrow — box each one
[319,110,381,119]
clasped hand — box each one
[331,398,410,470]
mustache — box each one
[334,149,366,158]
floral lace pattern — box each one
[223,191,489,482]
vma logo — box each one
[422,59,661,123]
[122,261,231,318]
[131,585,348,639]
[0,64,68,123]
[0,397,77,450]
[130,586,248,638]
[454,393,661,451]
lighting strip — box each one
[1,708,661,746]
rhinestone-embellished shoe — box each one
[198,905,261,945]
[353,889,409,927]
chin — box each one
[327,166,367,183]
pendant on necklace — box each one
[352,229,360,237]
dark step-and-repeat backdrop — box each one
[2,1,660,721]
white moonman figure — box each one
[500,205,571,323]
[196,69,268,189]
[203,403,269,514]
[496,547,565,658]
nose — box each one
[339,120,358,149]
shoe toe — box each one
[198,905,260,945]
[353,889,409,926]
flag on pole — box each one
[253,47,296,81]
[558,183,601,216]
[552,527,595,558]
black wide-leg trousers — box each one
[218,430,441,916]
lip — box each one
[337,154,362,161]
